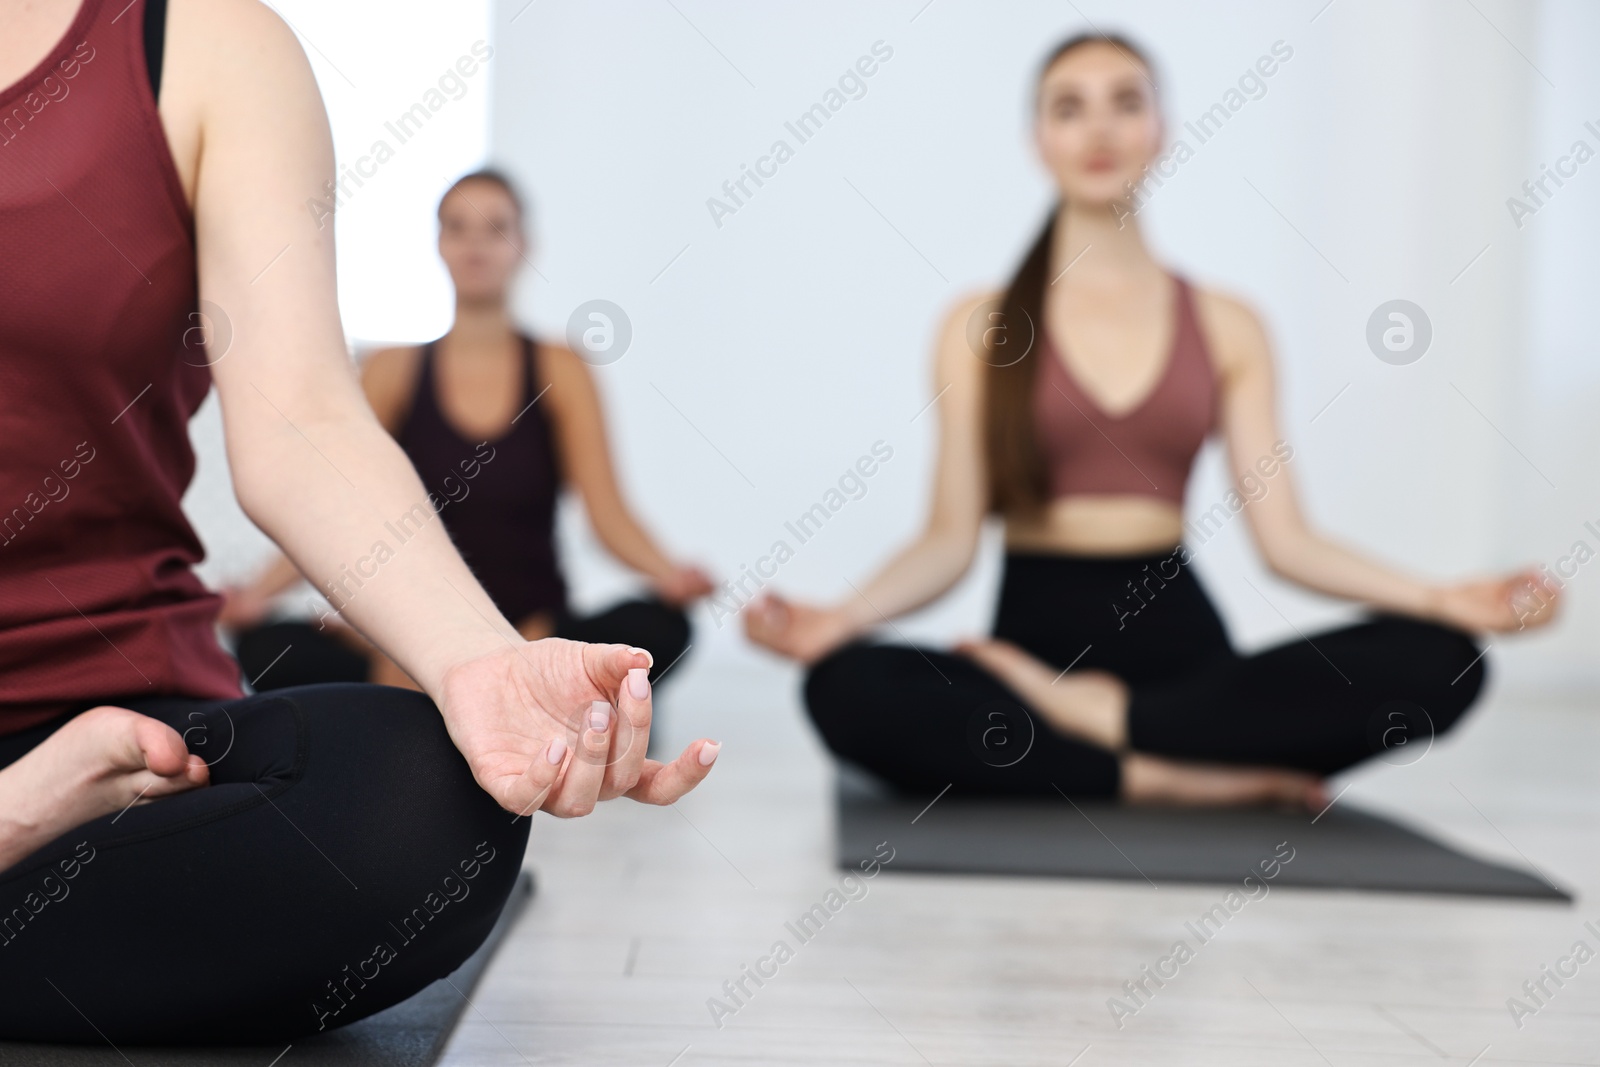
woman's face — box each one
[437,180,525,302]
[1033,42,1162,209]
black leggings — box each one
[805,549,1488,797]
[0,684,529,1044]
[234,597,692,692]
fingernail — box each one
[589,700,611,732]
[698,741,721,766]
[628,667,650,701]
[628,646,655,668]
[546,737,567,764]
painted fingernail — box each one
[589,700,611,732]
[628,668,650,701]
[628,646,655,668]
[546,737,567,765]
[698,741,721,766]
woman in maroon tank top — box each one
[218,171,713,694]
[0,0,716,1043]
[746,34,1560,807]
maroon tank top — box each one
[394,337,567,625]
[1032,274,1219,505]
[0,0,242,734]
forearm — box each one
[233,412,519,699]
[834,530,975,633]
[1262,527,1438,619]
[242,553,306,599]
[590,504,676,582]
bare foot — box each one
[955,637,1129,750]
[1121,751,1324,811]
[0,706,209,872]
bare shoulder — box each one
[169,0,304,58]
[531,341,602,428]
[162,0,317,202]
[168,0,310,84]
[934,288,1005,384]
[361,345,423,383]
[1190,283,1273,378]
[537,340,586,374]
[359,345,423,429]
[535,341,596,393]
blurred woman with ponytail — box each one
[745,33,1555,806]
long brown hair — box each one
[982,33,1158,515]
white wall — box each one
[188,1,1600,694]
[1503,0,1600,691]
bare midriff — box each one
[1003,495,1184,556]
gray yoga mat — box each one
[837,770,1570,901]
[0,870,535,1067]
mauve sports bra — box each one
[1032,274,1219,506]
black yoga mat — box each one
[0,870,535,1067]
[837,770,1570,901]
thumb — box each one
[131,717,197,778]
[756,591,791,622]
[584,641,654,697]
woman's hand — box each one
[742,593,856,665]
[435,639,719,818]
[1426,569,1560,633]
[653,563,717,607]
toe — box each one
[131,715,195,779]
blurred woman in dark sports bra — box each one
[224,170,713,691]
[744,33,1558,808]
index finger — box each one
[601,663,653,800]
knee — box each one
[1379,618,1488,733]
[282,683,524,854]
[1421,621,1486,704]
[803,643,869,712]
[351,684,454,754]
[641,601,691,681]
[1435,631,1487,736]
[802,643,895,746]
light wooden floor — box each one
[440,659,1600,1066]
